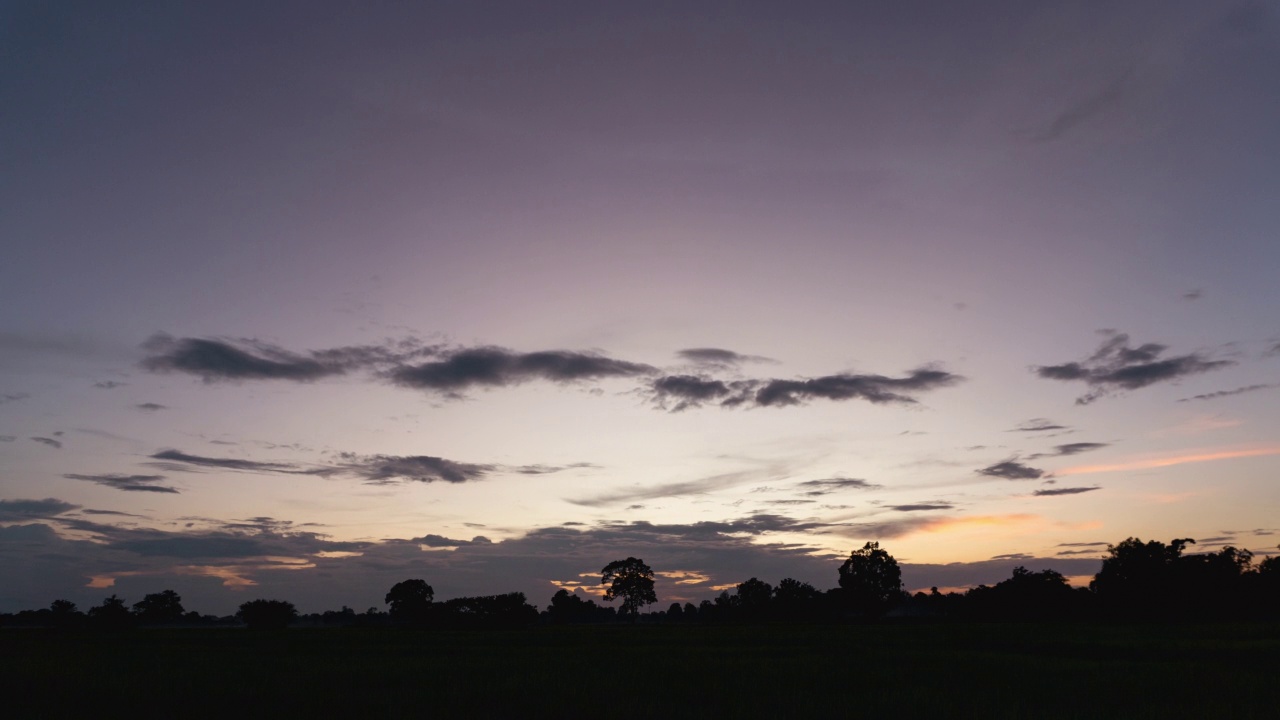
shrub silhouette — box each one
[237,599,297,630]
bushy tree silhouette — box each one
[237,599,297,630]
[88,594,133,630]
[838,542,903,616]
[385,579,434,623]
[133,590,185,625]
[601,557,657,620]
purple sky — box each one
[2,0,1278,614]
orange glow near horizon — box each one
[1058,446,1280,476]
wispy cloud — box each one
[1033,486,1101,497]
[1009,418,1069,433]
[30,436,62,449]
[1027,442,1109,460]
[1178,384,1277,402]
[0,498,80,521]
[676,348,774,368]
[1058,446,1280,476]
[1034,331,1232,404]
[569,468,786,507]
[796,478,881,496]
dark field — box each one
[4,622,1278,719]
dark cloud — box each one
[336,453,492,485]
[0,436,14,442]
[1057,542,1109,548]
[1178,384,1277,402]
[64,473,180,494]
[1057,549,1104,556]
[1183,290,1202,301]
[1,392,31,404]
[136,403,168,412]
[753,368,961,408]
[30,436,62,449]
[796,478,880,496]
[80,509,148,518]
[151,448,497,485]
[650,368,961,410]
[1034,332,1232,404]
[763,499,817,506]
[889,503,954,512]
[148,449,313,474]
[1033,486,1101,496]
[140,333,353,382]
[676,348,773,368]
[390,346,654,395]
[93,381,126,389]
[649,375,754,411]
[991,553,1032,561]
[1010,418,1069,433]
[0,498,80,521]
[978,460,1046,481]
[410,533,484,548]
[1027,442,1109,459]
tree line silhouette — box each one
[5,537,1278,630]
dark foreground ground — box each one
[3,622,1278,719]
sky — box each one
[2,0,1278,615]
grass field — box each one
[4,622,1278,718]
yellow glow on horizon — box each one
[1058,446,1280,476]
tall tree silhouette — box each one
[838,542,903,617]
[601,557,657,620]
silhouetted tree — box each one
[48,599,84,629]
[385,579,434,623]
[965,566,1086,620]
[735,577,773,620]
[601,557,657,620]
[838,542,904,617]
[773,578,821,620]
[666,602,684,621]
[439,592,538,629]
[547,588,611,624]
[88,594,133,630]
[133,590,185,625]
[237,599,297,630]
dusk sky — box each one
[3,0,1278,615]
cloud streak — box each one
[64,473,180,494]
[1033,487,1102,497]
[390,347,655,395]
[1057,446,1280,476]
[1178,384,1277,402]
